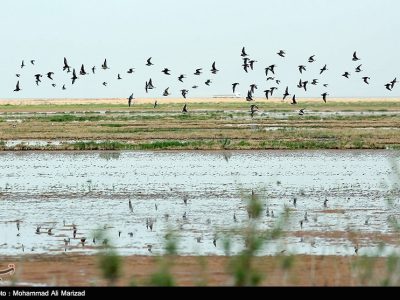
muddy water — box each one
[1,150,400,257]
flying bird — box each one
[63,57,70,71]
[311,79,318,85]
[249,84,258,94]
[31,60,35,65]
[246,90,254,101]
[355,64,362,72]
[321,92,328,103]
[46,72,54,80]
[342,72,350,78]
[352,51,360,61]
[291,95,297,105]
[162,68,171,75]
[101,59,109,70]
[14,81,21,92]
[117,74,122,80]
[277,50,286,57]
[92,66,96,74]
[163,87,171,96]
[146,57,154,66]
[205,79,212,86]
[127,68,135,74]
[265,64,276,76]
[250,104,258,117]
[283,86,290,100]
[390,78,397,89]
[298,65,306,74]
[128,93,134,107]
[263,89,270,99]
[385,83,392,91]
[21,60,25,68]
[232,82,239,94]
[241,46,248,57]
[211,62,219,74]
[71,69,78,84]
[102,82,107,86]
[249,60,257,70]
[299,108,305,116]
[320,64,328,74]
[362,76,370,84]
[178,74,186,82]
[182,103,188,113]
[308,55,315,63]
[181,89,188,99]
[194,68,202,75]
[79,64,87,75]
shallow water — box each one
[1,150,400,257]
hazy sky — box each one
[1,0,399,99]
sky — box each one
[0,0,399,99]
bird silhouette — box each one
[263,89,270,99]
[154,100,158,108]
[311,79,318,85]
[101,59,109,70]
[80,64,87,75]
[355,64,362,72]
[277,50,286,57]
[308,55,315,63]
[342,72,350,78]
[241,46,248,57]
[163,87,171,96]
[249,84,258,94]
[320,64,328,74]
[117,74,122,80]
[291,94,297,105]
[178,74,186,82]
[385,83,392,91]
[162,68,171,75]
[283,86,290,100]
[205,79,212,86]
[21,60,25,68]
[250,104,259,117]
[47,72,54,80]
[71,69,78,84]
[92,66,96,74]
[31,60,35,65]
[232,82,239,94]
[390,78,397,89]
[128,93,134,107]
[194,68,202,75]
[14,81,21,92]
[249,60,257,70]
[321,92,328,103]
[182,103,188,113]
[62,84,66,90]
[299,108,305,115]
[102,82,107,86]
[265,64,276,76]
[211,61,219,74]
[146,57,153,66]
[63,57,70,71]
[181,89,188,99]
[298,65,306,74]
[352,51,360,61]
[246,90,254,101]
[127,68,135,74]
[362,76,370,84]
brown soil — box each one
[0,254,391,286]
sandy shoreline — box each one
[0,97,399,106]
[0,254,389,286]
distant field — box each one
[0,98,400,150]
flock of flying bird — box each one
[13,48,398,116]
